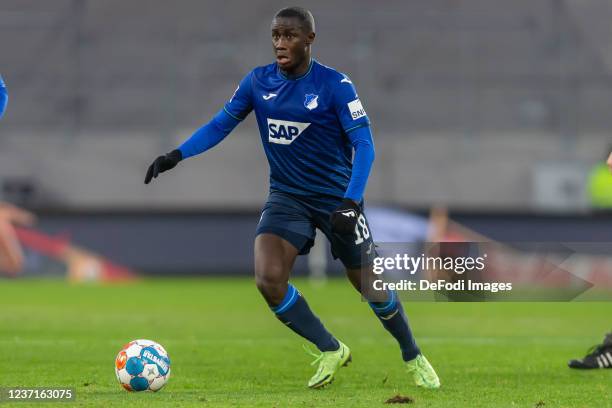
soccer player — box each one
[0,74,7,119]
[587,147,612,208]
[145,7,439,389]
[569,332,612,369]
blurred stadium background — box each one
[0,0,611,277]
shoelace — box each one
[303,344,324,366]
[406,355,422,372]
[584,343,604,358]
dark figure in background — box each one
[569,332,612,369]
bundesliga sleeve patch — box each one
[348,99,366,120]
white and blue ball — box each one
[115,339,171,392]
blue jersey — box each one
[224,60,371,198]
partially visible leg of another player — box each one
[254,233,351,388]
[345,265,441,389]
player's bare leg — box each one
[254,233,350,388]
[0,221,24,275]
[346,265,440,389]
[0,203,35,275]
[254,233,298,306]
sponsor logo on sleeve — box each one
[347,99,366,120]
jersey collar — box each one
[277,59,314,81]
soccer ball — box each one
[115,339,171,392]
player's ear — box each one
[305,31,315,45]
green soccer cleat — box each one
[405,354,440,389]
[304,341,352,389]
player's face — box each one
[271,17,314,73]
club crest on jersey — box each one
[267,118,311,145]
[304,94,319,110]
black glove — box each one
[144,149,182,184]
[330,199,361,235]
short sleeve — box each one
[333,74,370,134]
[223,71,253,121]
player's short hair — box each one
[274,7,315,33]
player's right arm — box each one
[607,152,612,173]
[0,75,8,119]
[144,72,254,184]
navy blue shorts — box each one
[255,190,376,269]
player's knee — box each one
[254,266,287,305]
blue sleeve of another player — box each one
[0,76,7,119]
[344,125,375,202]
[178,108,241,159]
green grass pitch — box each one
[0,278,610,407]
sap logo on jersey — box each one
[348,99,366,120]
[267,118,310,145]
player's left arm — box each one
[0,75,8,119]
[345,126,375,201]
[330,74,375,234]
[607,152,612,173]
